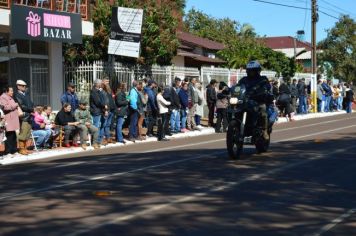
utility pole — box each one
[311,0,318,74]
[311,0,318,112]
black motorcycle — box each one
[226,84,273,159]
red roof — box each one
[177,31,225,51]
[177,49,225,64]
[260,36,312,51]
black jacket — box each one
[115,91,129,117]
[106,91,117,112]
[279,83,291,95]
[289,83,298,97]
[206,85,217,104]
[55,109,75,126]
[90,88,105,116]
[163,86,181,110]
[14,90,34,122]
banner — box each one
[11,5,82,44]
[108,7,143,58]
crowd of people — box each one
[270,77,355,121]
[0,77,208,157]
[0,75,354,158]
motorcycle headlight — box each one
[230,97,239,105]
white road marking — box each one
[68,144,356,236]
[273,116,356,133]
[2,115,354,175]
[1,123,355,201]
[309,208,356,236]
[277,124,356,142]
[0,150,223,201]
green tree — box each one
[184,8,296,76]
[64,0,184,65]
[318,15,356,82]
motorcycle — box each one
[226,84,274,159]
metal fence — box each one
[64,61,315,106]
[64,62,201,103]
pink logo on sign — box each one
[26,11,41,37]
[43,13,71,29]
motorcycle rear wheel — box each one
[226,120,243,159]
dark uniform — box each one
[237,75,272,138]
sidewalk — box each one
[0,127,215,165]
[0,110,350,166]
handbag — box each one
[17,106,24,117]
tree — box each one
[318,15,356,82]
[64,0,185,65]
[184,8,296,76]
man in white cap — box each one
[14,79,34,155]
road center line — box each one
[273,116,356,133]
[68,144,356,236]
[1,123,355,201]
[309,208,356,236]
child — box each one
[34,106,46,126]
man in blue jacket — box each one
[144,80,158,137]
[60,82,79,114]
[321,80,332,112]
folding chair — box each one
[30,130,39,152]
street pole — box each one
[311,0,317,74]
[311,0,318,113]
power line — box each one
[252,0,310,10]
[319,0,356,17]
[252,0,340,20]
[319,10,339,20]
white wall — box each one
[172,56,185,67]
[48,42,63,110]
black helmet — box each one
[246,60,261,70]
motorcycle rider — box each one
[236,60,272,140]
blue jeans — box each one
[99,112,113,142]
[116,116,125,142]
[346,102,352,113]
[170,109,181,132]
[298,95,307,114]
[33,129,51,147]
[181,109,187,129]
[195,115,201,126]
[129,110,139,139]
[92,115,101,129]
[338,97,343,110]
[325,96,331,112]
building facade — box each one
[0,0,93,110]
[261,36,312,73]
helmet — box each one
[246,60,261,70]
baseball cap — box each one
[16,80,27,86]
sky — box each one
[185,0,356,42]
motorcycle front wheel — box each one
[255,133,270,153]
[226,120,243,159]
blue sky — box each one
[185,0,356,42]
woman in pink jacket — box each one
[0,86,20,155]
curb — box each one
[0,111,350,166]
[0,127,215,166]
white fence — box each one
[64,61,314,104]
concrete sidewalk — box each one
[0,110,350,166]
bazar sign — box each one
[11,5,82,43]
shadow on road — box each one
[0,135,356,236]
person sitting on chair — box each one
[74,100,101,150]
[55,103,80,148]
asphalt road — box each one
[0,113,356,236]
